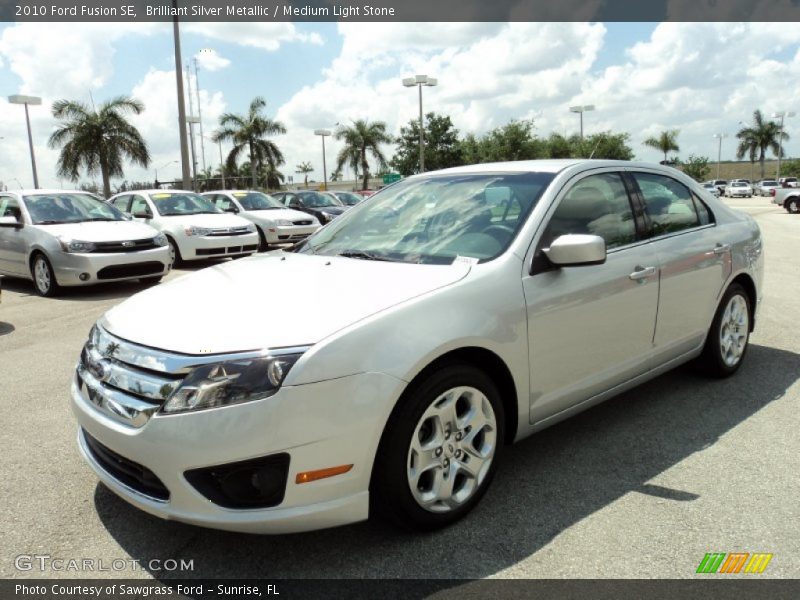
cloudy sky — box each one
[1,21,799,190]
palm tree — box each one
[736,110,789,179]
[334,120,392,190]
[48,96,150,198]
[295,161,313,188]
[213,97,286,189]
[262,163,285,190]
[643,130,680,163]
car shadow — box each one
[94,343,799,581]
[0,275,157,302]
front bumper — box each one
[71,370,405,534]
[51,247,171,286]
[264,224,320,245]
[178,232,260,261]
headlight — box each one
[321,212,335,222]
[153,233,168,247]
[161,353,304,414]
[185,226,212,236]
[246,224,257,233]
[59,238,96,253]
[274,219,292,227]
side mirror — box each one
[0,216,22,229]
[224,206,239,213]
[544,234,606,267]
[133,211,152,219]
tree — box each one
[736,109,789,179]
[48,96,150,198]
[295,162,313,188]
[458,119,545,165]
[334,120,392,190]
[781,159,800,178]
[643,129,680,163]
[390,112,463,176]
[262,163,285,190]
[680,155,711,182]
[213,97,286,189]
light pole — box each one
[186,115,200,190]
[313,129,331,191]
[203,134,226,188]
[569,105,595,141]
[772,111,795,180]
[155,160,178,188]
[713,133,728,179]
[194,50,212,172]
[402,74,437,173]
[8,94,42,188]
[172,2,192,190]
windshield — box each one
[298,192,342,208]
[150,192,221,216]
[232,191,283,210]
[762,181,777,186]
[731,182,745,187]
[298,172,555,264]
[23,193,125,225]
[335,192,363,206]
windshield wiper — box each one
[86,217,118,222]
[35,220,70,225]
[337,250,394,262]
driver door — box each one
[523,171,659,424]
[0,195,28,276]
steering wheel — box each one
[483,224,514,244]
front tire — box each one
[371,364,504,531]
[787,199,800,214]
[167,237,182,267]
[31,253,61,297]
[257,228,270,252]
[696,284,751,377]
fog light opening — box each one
[79,273,90,281]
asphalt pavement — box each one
[0,196,798,580]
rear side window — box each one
[633,173,702,236]
[543,172,636,250]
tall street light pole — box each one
[402,74,437,173]
[313,129,331,191]
[205,135,226,188]
[172,2,192,190]
[569,104,595,141]
[772,110,795,180]
[194,52,210,172]
[186,115,200,191]
[8,94,42,188]
[155,160,178,188]
[713,133,728,179]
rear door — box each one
[524,170,660,423]
[628,171,730,362]
[0,195,27,276]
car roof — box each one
[8,189,101,196]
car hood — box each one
[160,213,252,228]
[34,220,158,241]
[101,252,472,354]
[243,208,317,224]
[315,206,347,215]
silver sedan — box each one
[0,190,171,296]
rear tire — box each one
[31,253,61,297]
[695,283,751,378]
[787,199,800,214]
[371,364,504,531]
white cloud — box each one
[194,48,230,72]
[184,23,323,52]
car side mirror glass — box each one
[0,215,22,228]
[543,234,606,267]
[133,211,152,219]
[225,206,238,213]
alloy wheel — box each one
[719,294,749,367]
[34,257,51,295]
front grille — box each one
[82,430,170,501]
[196,245,257,256]
[207,227,252,237]
[292,220,313,226]
[92,238,157,253]
[96,262,164,280]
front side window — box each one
[129,196,150,216]
[149,192,221,216]
[299,172,554,264]
[633,172,701,236]
[23,193,125,224]
[542,172,636,250]
[297,192,341,208]
[111,195,130,211]
[0,196,22,221]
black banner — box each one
[3,0,800,22]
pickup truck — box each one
[771,187,800,213]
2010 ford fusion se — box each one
[70,160,763,533]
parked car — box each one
[770,186,800,213]
[755,180,779,196]
[778,177,798,188]
[730,179,751,185]
[272,190,347,224]
[328,191,365,207]
[202,190,320,250]
[723,181,753,197]
[701,182,720,197]
[709,179,728,194]
[0,190,170,297]
[71,160,763,534]
[108,190,259,265]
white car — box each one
[109,190,259,264]
[723,181,753,197]
[701,182,720,197]
[755,180,780,196]
[72,160,763,534]
[0,190,170,296]
[202,191,320,250]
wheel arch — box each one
[729,272,757,332]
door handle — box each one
[629,266,656,281]
[713,243,731,255]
